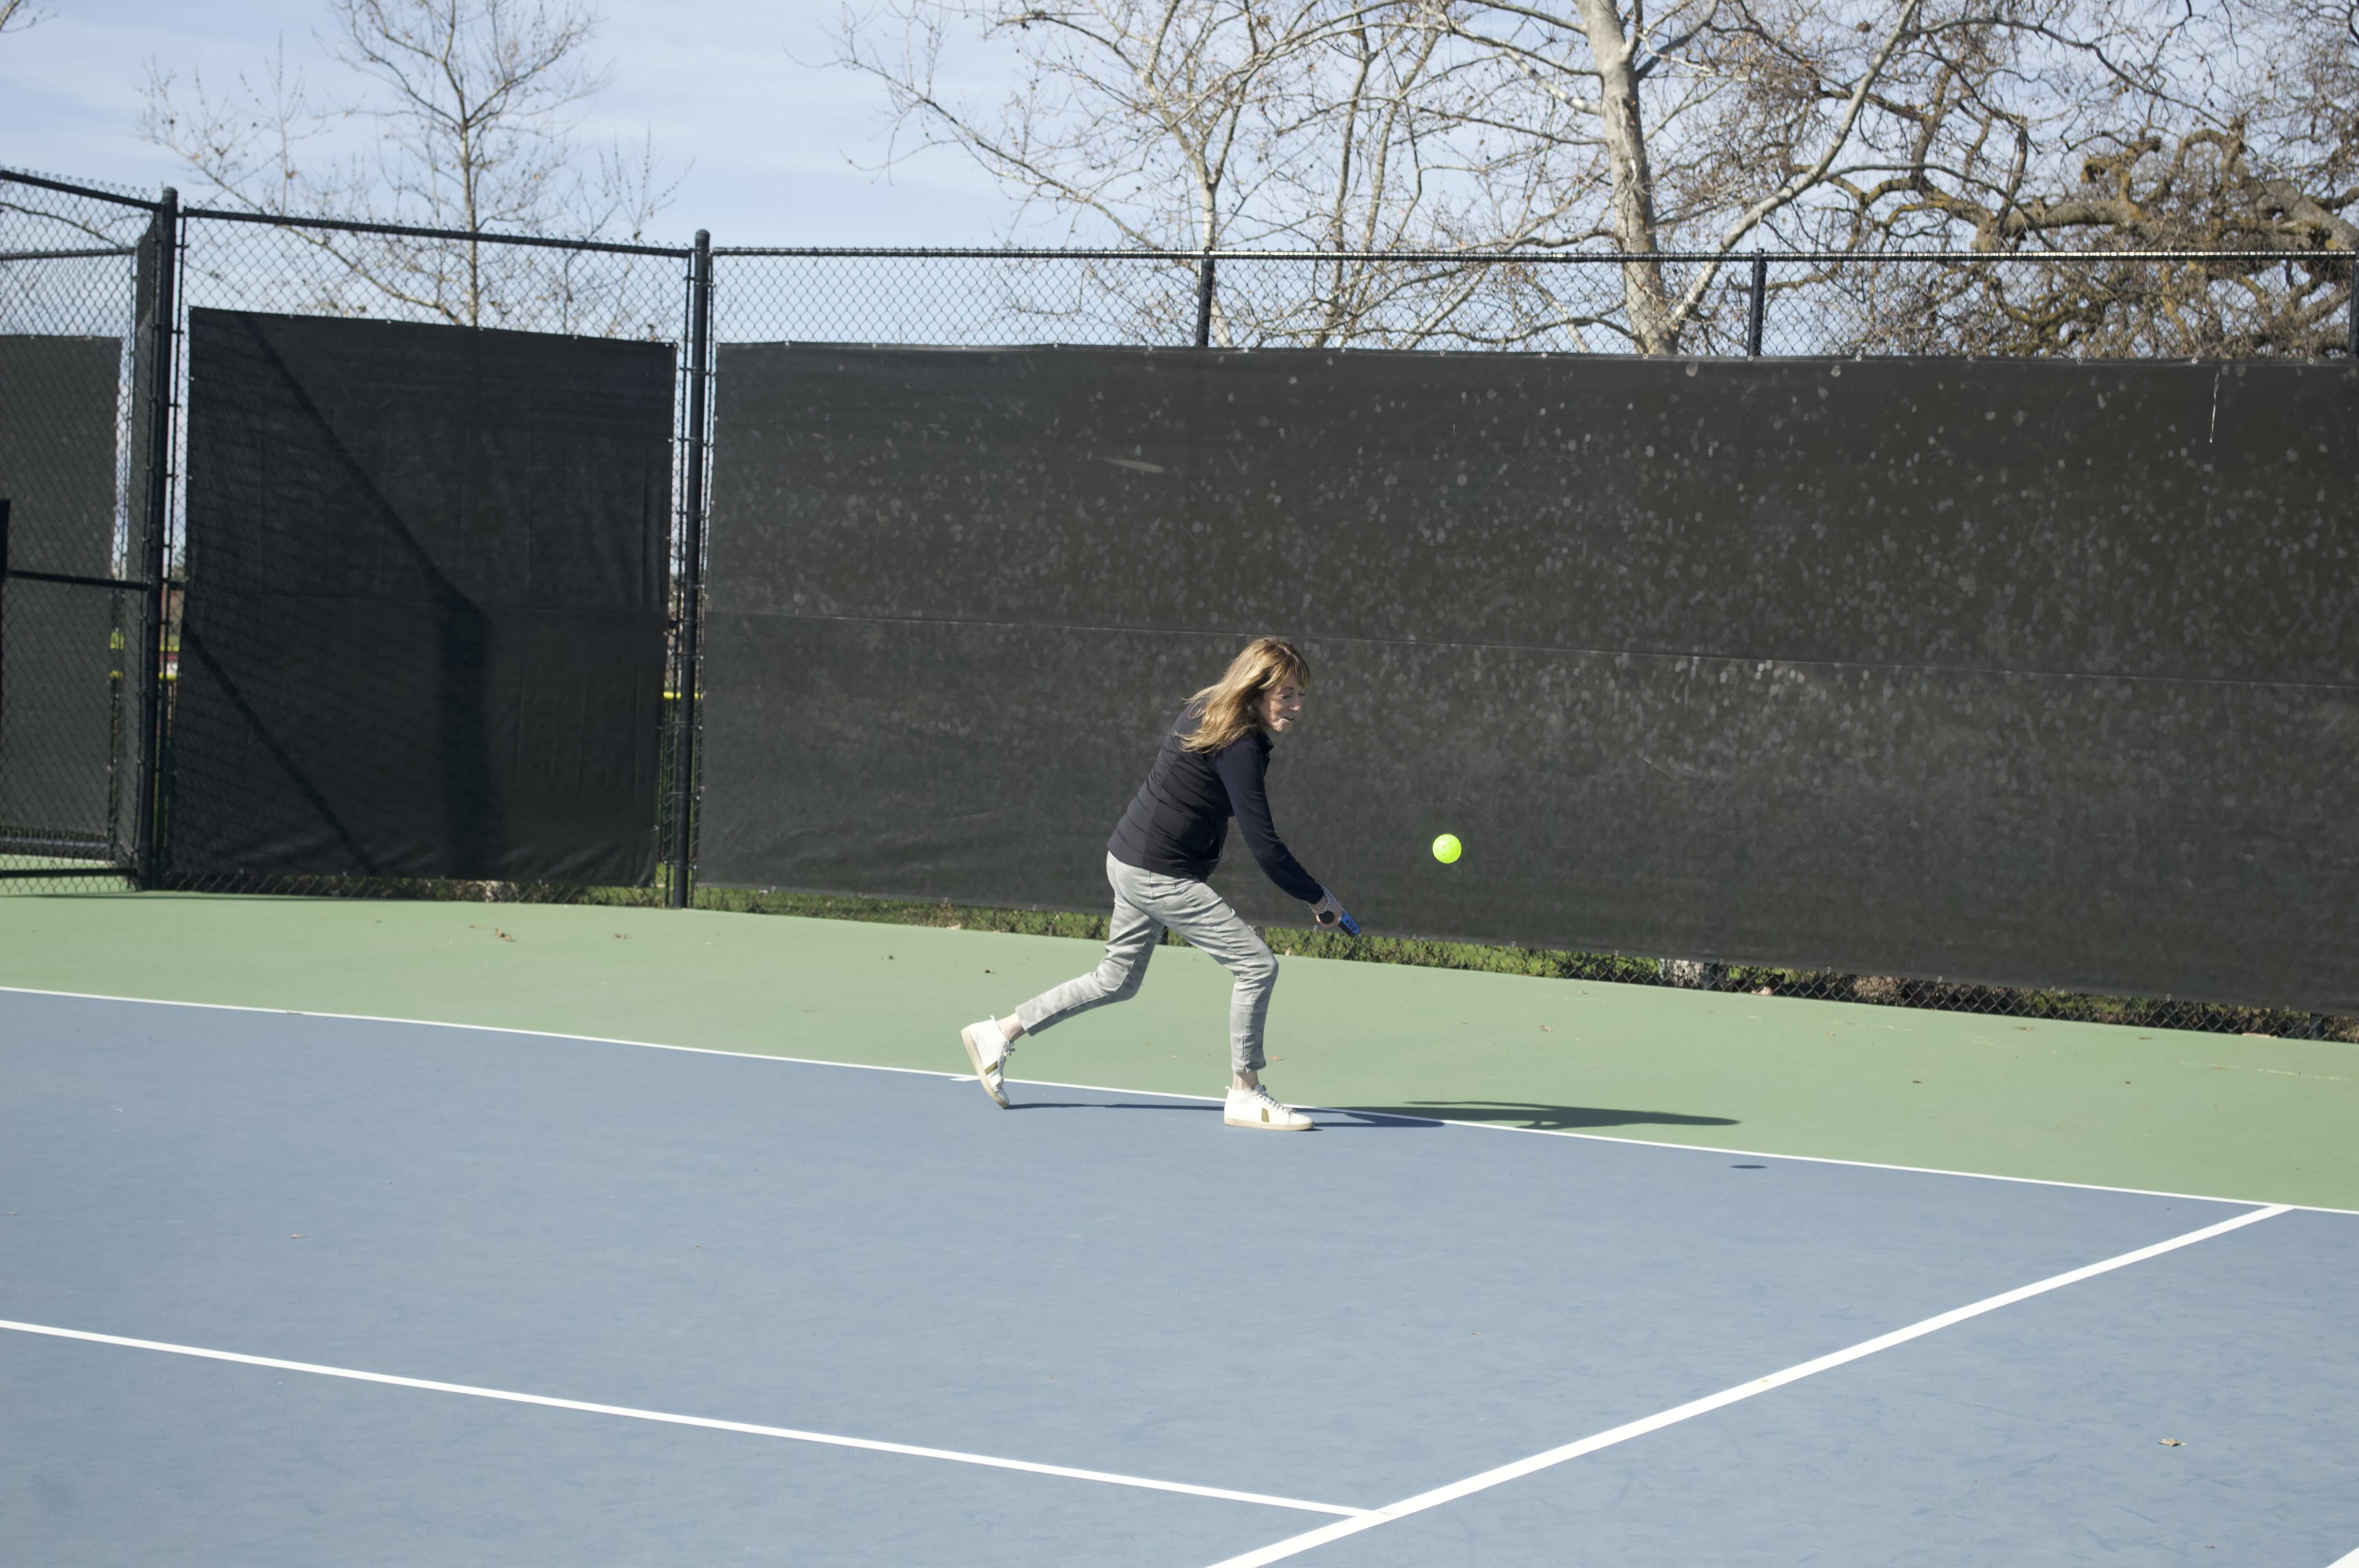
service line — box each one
[1204,1203,2294,1567]
[0,1319,1369,1519]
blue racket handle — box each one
[1336,908,1361,936]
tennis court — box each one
[5,898,2354,1566]
[9,121,2359,1568]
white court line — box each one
[1203,1203,2294,1568]
[2328,1546,2359,1568]
[7,985,2355,1216]
[1009,1076,2359,1217]
[0,1318,1369,1518]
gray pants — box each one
[1014,853,1278,1074]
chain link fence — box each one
[2,168,711,910]
[704,242,2357,1042]
[5,163,2354,1039]
[0,170,163,898]
[712,246,2357,359]
[164,208,710,909]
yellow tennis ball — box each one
[1432,833,1462,864]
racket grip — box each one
[1337,909,1361,936]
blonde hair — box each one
[1181,637,1310,753]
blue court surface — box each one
[4,986,2355,1565]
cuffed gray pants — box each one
[1013,853,1278,1074]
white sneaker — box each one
[959,1019,1012,1108]
[1223,1083,1313,1131]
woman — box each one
[959,637,1349,1130]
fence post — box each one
[669,229,713,909]
[1194,250,1216,348]
[134,187,179,890]
[1747,251,1768,358]
[2349,256,2357,360]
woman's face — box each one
[1259,679,1306,737]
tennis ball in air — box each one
[1432,833,1462,864]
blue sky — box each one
[0,0,1018,245]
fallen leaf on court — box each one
[1540,1025,1552,1032]
[1754,986,1773,995]
[614,933,628,939]
[290,1234,305,1239]
[2159,1438,2183,1446]
[2241,1031,2273,1038]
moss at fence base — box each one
[693,886,1110,940]
[691,884,2359,1042]
[105,870,2358,1043]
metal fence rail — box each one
[4,164,2355,1040]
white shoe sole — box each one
[959,1024,1010,1108]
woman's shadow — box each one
[1007,1098,1736,1132]
[1327,1101,1739,1131]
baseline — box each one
[0,1318,1368,1519]
[7,985,2352,1216]
[1205,1202,2293,1567]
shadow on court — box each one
[1005,1099,1223,1114]
[1335,1101,1741,1132]
[1001,1097,1739,1132]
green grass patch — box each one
[61,868,2348,1042]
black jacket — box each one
[1106,704,1323,902]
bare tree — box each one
[1404,0,1969,349]
[832,0,1970,348]
[832,0,1629,345]
[834,0,2354,354]
[1719,0,2356,355]
[141,0,678,331]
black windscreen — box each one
[0,335,123,849]
[173,309,673,885]
[699,345,2359,1013]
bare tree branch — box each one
[140,0,681,331]
[830,0,2359,353]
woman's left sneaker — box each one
[959,1020,1012,1107]
[1223,1083,1313,1131]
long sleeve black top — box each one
[1107,704,1324,903]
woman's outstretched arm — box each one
[1211,741,1325,903]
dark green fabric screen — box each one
[0,334,124,853]
[698,345,2359,1014]
[174,309,673,885]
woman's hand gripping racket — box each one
[1312,889,1361,936]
